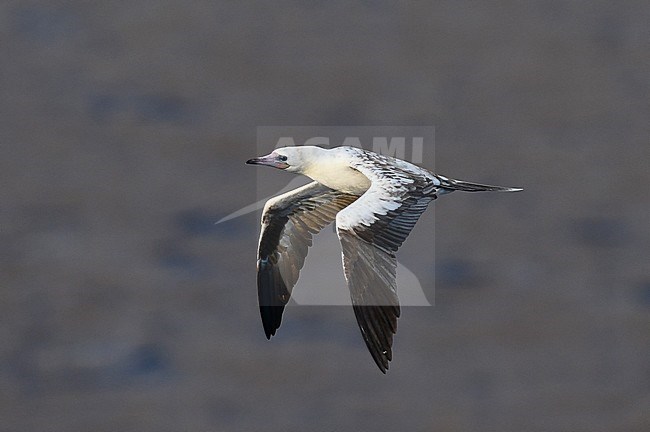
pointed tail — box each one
[437,176,522,193]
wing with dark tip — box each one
[336,149,438,372]
[257,181,358,338]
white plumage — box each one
[247,145,521,373]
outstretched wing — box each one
[257,181,358,338]
[336,151,437,372]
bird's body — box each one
[247,145,521,372]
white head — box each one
[246,146,327,174]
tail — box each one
[437,176,522,193]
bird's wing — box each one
[336,152,437,372]
[257,181,358,338]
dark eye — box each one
[278,155,288,161]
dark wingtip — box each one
[260,305,283,340]
[246,158,257,165]
[263,324,275,340]
[262,319,274,339]
[352,306,397,374]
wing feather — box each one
[257,181,358,338]
[336,150,437,372]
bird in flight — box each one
[247,145,521,373]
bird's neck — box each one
[301,153,371,195]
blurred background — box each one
[1,1,649,431]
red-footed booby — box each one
[247,145,521,373]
